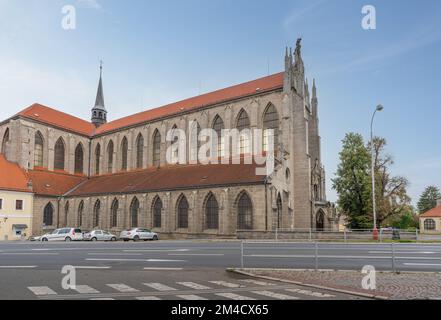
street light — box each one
[371,104,383,240]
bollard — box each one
[344,229,347,243]
[240,241,244,269]
[275,228,278,242]
[309,229,312,242]
[314,242,319,271]
[416,229,419,242]
[391,242,396,273]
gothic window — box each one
[236,109,251,155]
[78,201,84,227]
[171,125,179,164]
[93,200,101,228]
[64,202,69,227]
[212,115,225,157]
[190,121,201,163]
[153,197,162,228]
[136,134,144,169]
[74,143,84,174]
[130,197,139,228]
[121,137,128,171]
[107,140,114,173]
[316,211,325,231]
[1,128,9,155]
[424,219,436,231]
[95,144,101,175]
[263,104,279,153]
[110,199,118,228]
[54,138,65,171]
[237,192,253,230]
[43,203,54,226]
[205,193,219,230]
[277,194,282,229]
[177,196,189,229]
[34,131,44,167]
[152,130,161,167]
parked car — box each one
[119,228,159,242]
[40,228,83,242]
[83,230,118,242]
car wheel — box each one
[42,238,48,242]
[133,236,140,242]
[65,237,72,242]
[153,235,159,241]
[91,237,97,242]
[111,237,117,242]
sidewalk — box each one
[236,269,441,300]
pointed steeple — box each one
[91,61,107,127]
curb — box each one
[228,268,391,300]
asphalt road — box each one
[0,240,440,300]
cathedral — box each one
[0,40,338,239]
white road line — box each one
[91,298,115,300]
[87,253,142,256]
[28,286,57,296]
[369,251,436,254]
[209,281,244,288]
[107,284,139,293]
[252,291,299,300]
[404,263,441,267]
[169,254,225,256]
[0,253,59,255]
[124,249,190,252]
[216,293,256,300]
[285,288,334,298]
[72,285,100,294]
[85,258,186,262]
[143,267,183,271]
[239,280,276,286]
[72,266,111,270]
[177,282,212,290]
[143,283,178,291]
[0,266,37,269]
[177,295,208,300]
[136,296,162,300]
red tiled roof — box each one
[28,169,88,196]
[420,206,441,218]
[0,155,30,193]
[16,104,95,136]
[12,73,284,137]
[68,163,265,197]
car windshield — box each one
[51,230,59,234]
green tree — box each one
[417,186,441,214]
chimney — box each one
[437,198,441,207]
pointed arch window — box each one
[190,121,201,163]
[93,200,101,228]
[74,143,84,174]
[130,197,140,228]
[171,125,179,164]
[237,193,253,230]
[34,131,44,167]
[107,140,114,173]
[1,128,9,155]
[263,104,279,153]
[136,134,144,169]
[237,109,251,154]
[54,138,65,171]
[177,196,189,229]
[212,116,225,157]
[64,202,69,227]
[205,194,219,230]
[110,199,119,228]
[95,144,101,175]
[276,194,282,229]
[43,203,54,226]
[152,130,161,167]
[121,137,128,171]
[153,197,162,228]
[78,201,84,227]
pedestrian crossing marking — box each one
[136,296,162,300]
[90,298,115,300]
[239,279,276,286]
[216,292,256,300]
[177,282,212,290]
[177,295,208,300]
[209,281,244,288]
[285,288,334,298]
[143,283,178,291]
[73,285,100,294]
[107,284,139,293]
[252,290,299,300]
[28,286,57,296]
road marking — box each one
[91,298,115,300]
[28,286,57,296]
[0,266,37,269]
[404,263,441,267]
[252,291,299,300]
[177,282,212,290]
[136,296,162,300]
[0,253,59,255]
[369,251,436,254]
[239,279,276,286]
[73,285,100,294]
[209,281,244,288]
[87,253,142,256]
[177,295,208,300]
[72,266,111,270]
[85,258,186,262]
[143,267,183,271]
[124,249,190,252]
[143,283,178,292]
[216,292,255,300]
[107,284,139,293]
[285,288,334,298]
[169,254,225,256]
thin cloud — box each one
[283,0,328,29]
[78,0,102,10]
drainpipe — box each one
[56,197,61,228]
[264,177,268,231]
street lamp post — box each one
[371,104,383,240]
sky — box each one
[0,0,440,205]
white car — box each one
[120,228,159,242]
[83,230,118,242]
[40,228,83,242]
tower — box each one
[91,61,107,127]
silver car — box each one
[120,228,159,242]
[83,230,118,242]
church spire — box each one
[91,60,107,127]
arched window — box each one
[110,199,119,228]
[152,130,161,167]
[212,116,225,157]
[43,203,54,226]
[276,194,282,229]
[130,197,139,228]
[424,219,436,231]
[205,193,219,230]
[237,192,253,230]
[170,125,179,164]
[107,140,114,173]
[54,138,65,171]
[1,128,9,155]
[74,143,84,174]
[177,196,189,229]
[77,201,84,227]
[236,109,251,155]
[121,137,128,171]
[95,144,101,175]
[190,121,201,163]
[136,134,144,169]
[34,131,44,167]
[93,200,101,228]
[153,197,162,228]
[316,211,325,231]
[263,104,279,153]
[64,202,69,227]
